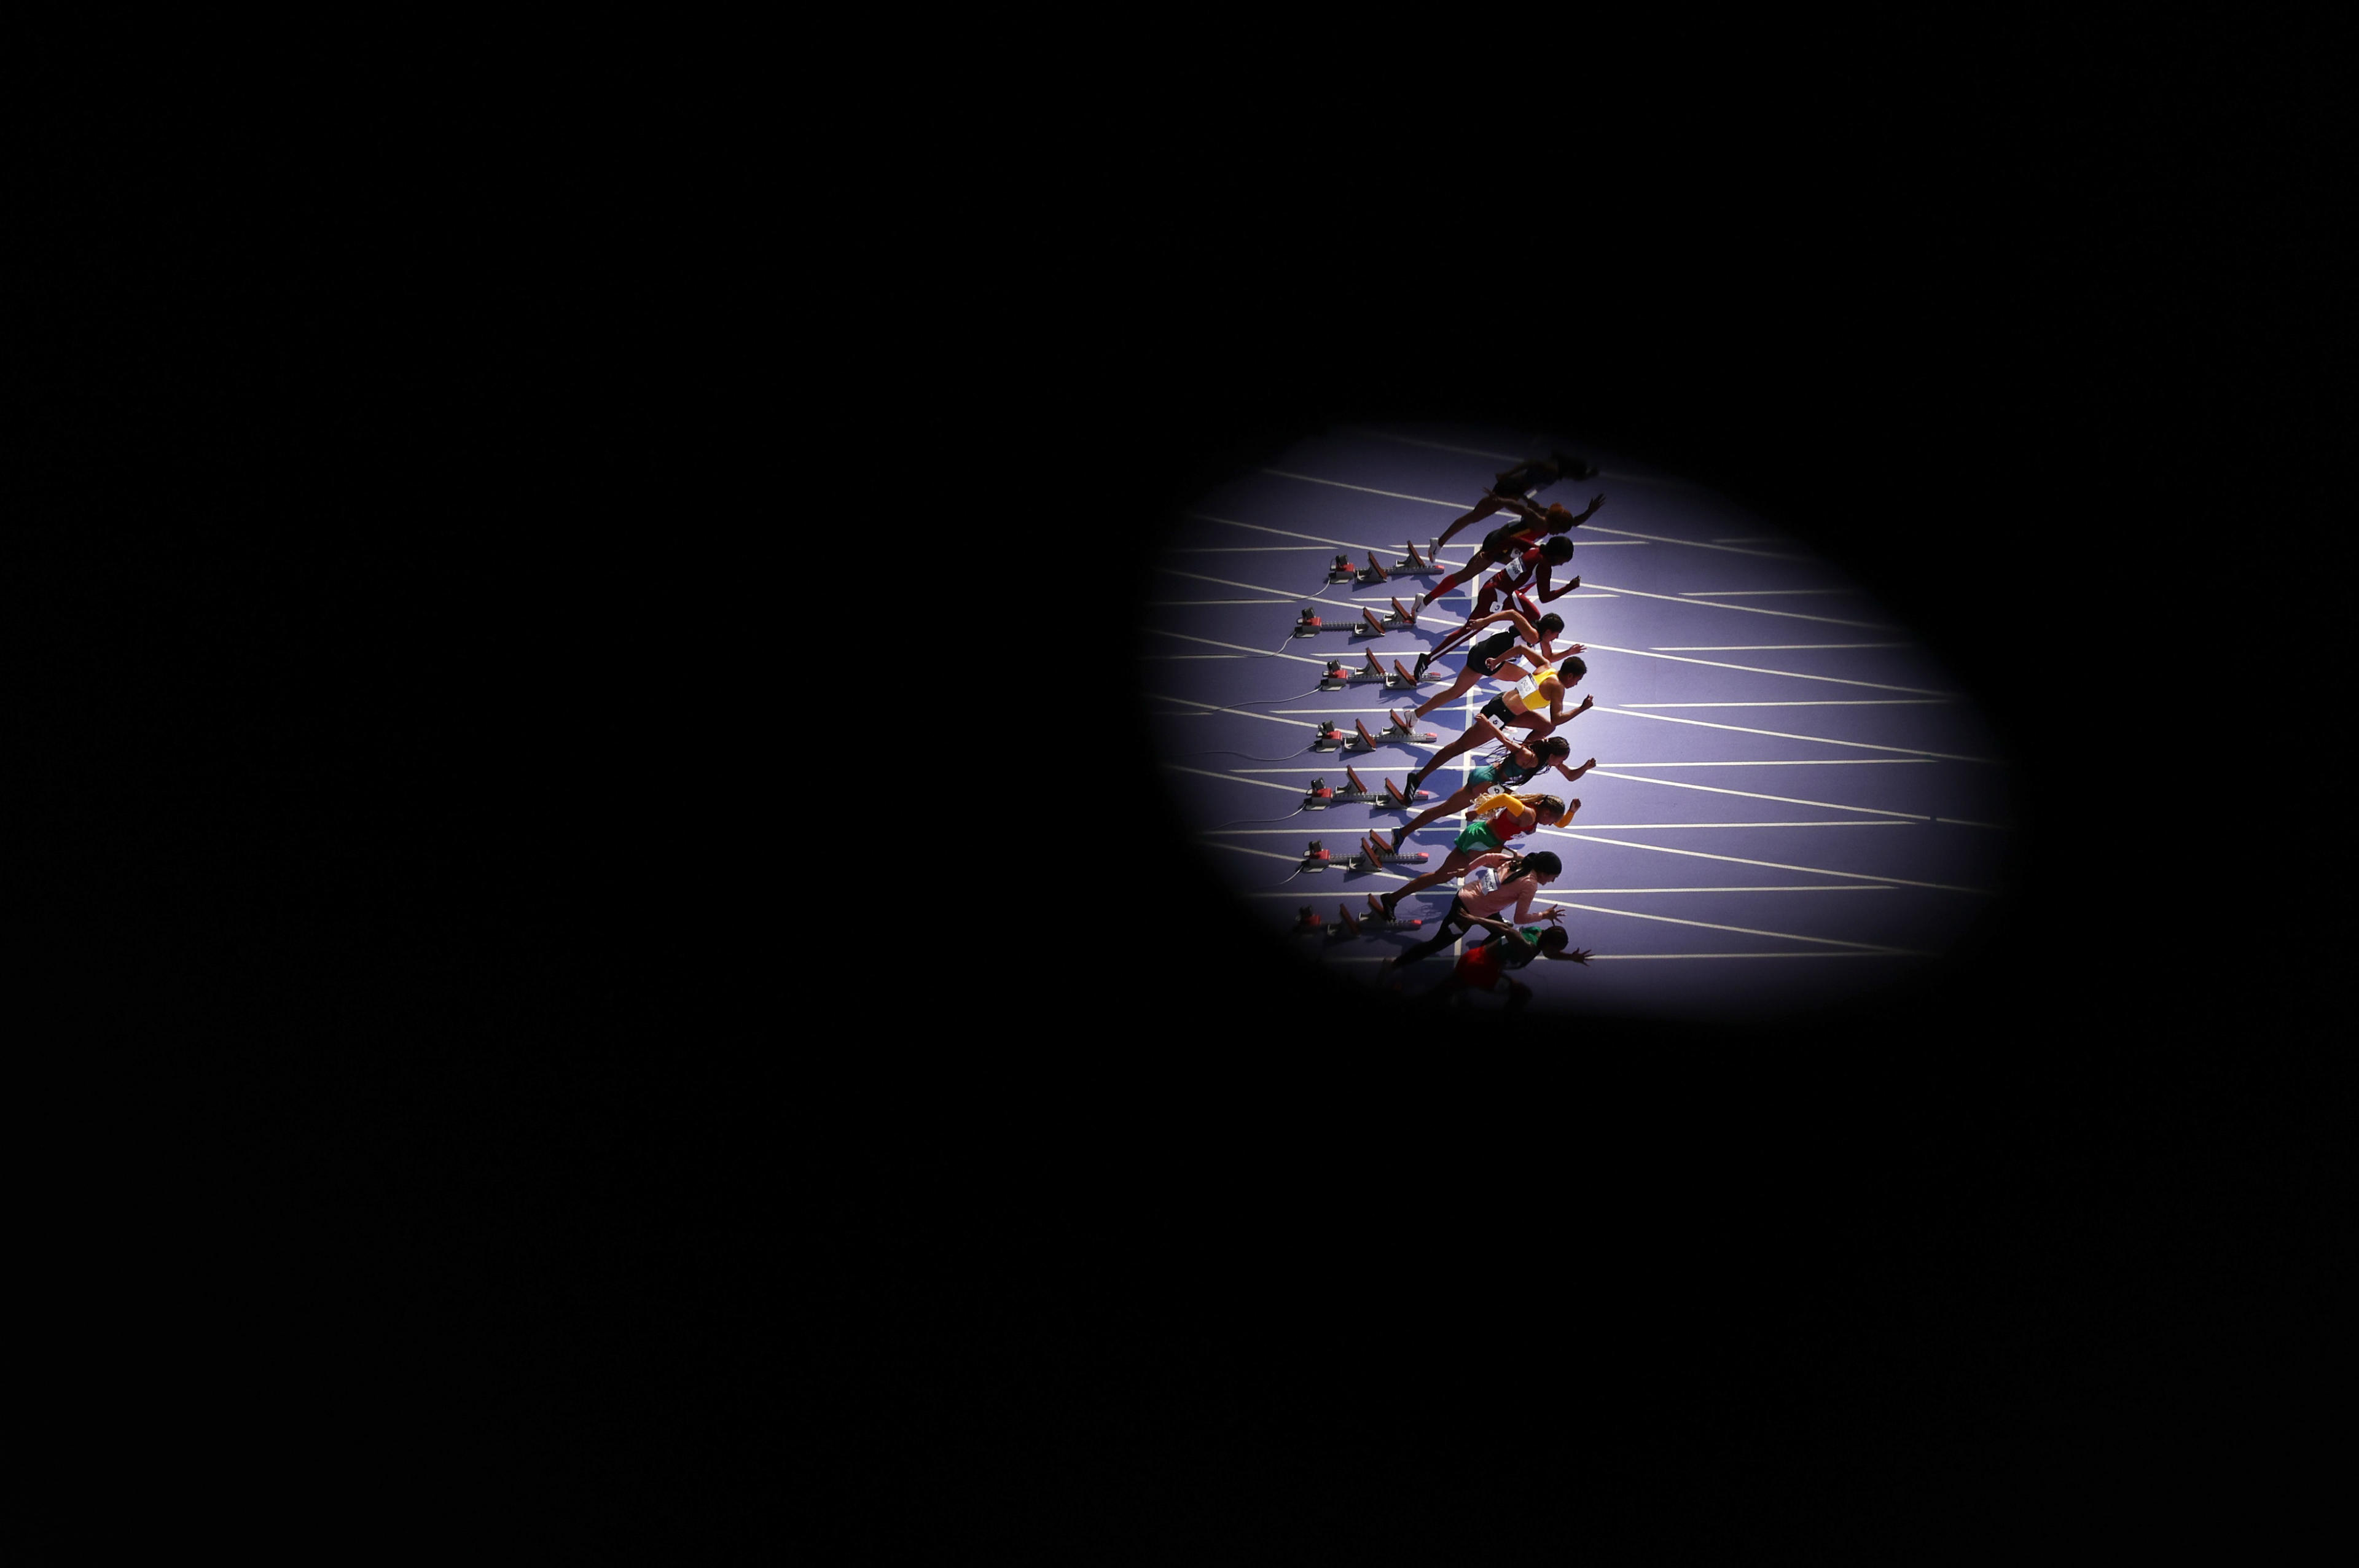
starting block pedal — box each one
[1292,905,1325,935]
[1352,552,1391,585]
[1376,709,1438,745]
[1351,598,1418,638]
[1310,765,1427,807]
[1298,840,1334,872]
[1293,606,1324,636]
[1347,835,1428,872]
[1326,555,1358,584]
[1392,540,1444,574]
[1358,892,1423,930]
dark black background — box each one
[15,84,2339,1556]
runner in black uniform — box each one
[1434,452,1600,550]
[1410,606,1581,708]
[1387,738,1596,852]
[1404,656,1596,795]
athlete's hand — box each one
[1582,493,1605,515]
[1566,643,1586,656]
[1539,907,1565,926]
[1565,946,1594,965]
[1577,695,1595,714]
[1581,757,1597,772]
[1565,575,1581,593]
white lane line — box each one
[1164,546,1337,553]
[1141,627,1330,664]
[1624,700,1952,707]
[1681,588,1860,596]
[1150,599,1301,606]
[1580,758,1934,766]
[1587,951,1925,961]
[1167,765,1314,795]
[1285,951,1926,964]
[1572,580,1895,629]
[1651,644,1914,651]
[1543,829,1997,893]
[1541,820,1913,829]
[1200,838,1423,883]
[1588,768,1946,821]
[1234,884,1896,896]
[1604,706,2006,763]
[1146,694,1321,731]
[1576,642,1955,695]
[1159,565,1353,601]
[1563,525,1812,561]
[1255,471,1801,557]
[1536,899,1927,954]
[1180,512,1468,564]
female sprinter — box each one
[1403,656,1594,797]
[1418,497,1600,609]
[1382,848,1566,973]
[1460,533,1586,621]
[1433,453,1600,550]
[1386,738,1595,853]
[1409,605,1584,708]
[1375,790,1568,920]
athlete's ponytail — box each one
[1501,849,1562,887]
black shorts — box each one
[1481,694,1517,724]
[1479,523,1525,558]
[1469,631,1516,673]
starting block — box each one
[1293,606,1324,637]
[1302,765,1430,808]
[1347,834,1428,872]
[1391,540,1444,574]
[1319,653,1430,691]
[1352,552,1391,585]
[1348,598,1419,639]
[1297,840,1334,872]
[1309,717,1438,758]
[1365,709,1438,749]
[1326,555,1358,584]
[1355,892,1423,930]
